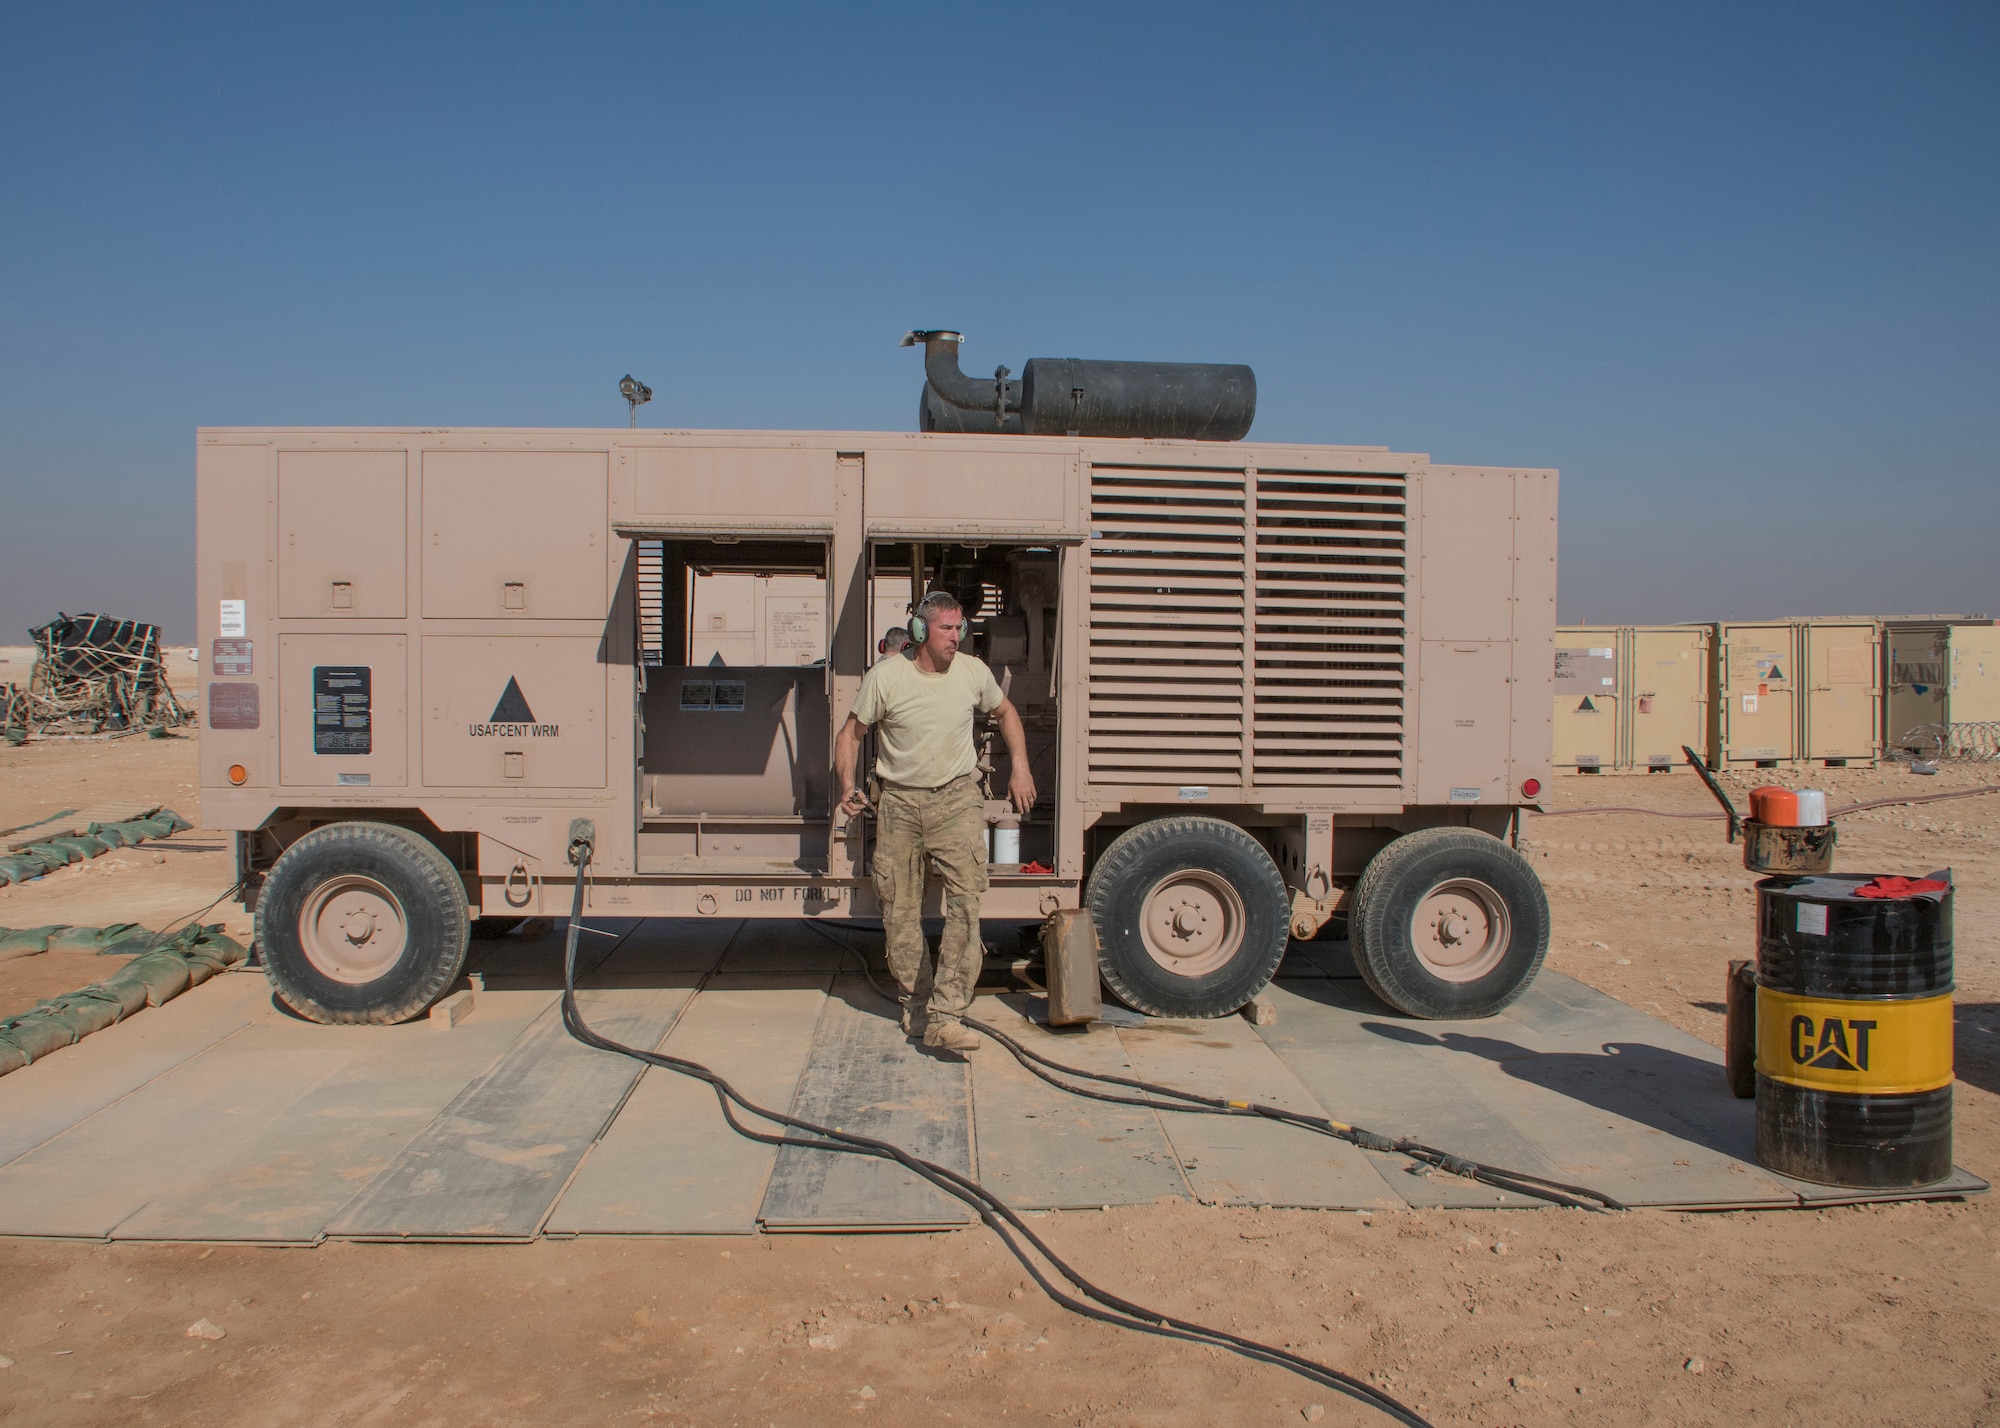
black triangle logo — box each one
[1766,663,1784,683]
[1808,1046,1858,1072]
[490,677,535,724]
[1577,696,1597,712]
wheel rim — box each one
[1409,877,1511,983]
[1138,870,1246,978]
[299,875,409,984]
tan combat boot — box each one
[923,1020,980,1054]
[899,999,925,1039]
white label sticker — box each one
[1796,902,1828,936]
[1591,647,1614,658]
[1177,786,1210,800]
[1449,787,1483,803]
[337,772,371,786]
[219,599,246,637]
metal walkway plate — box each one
[546,973,832,1235]
[0,926,1980,1243]
[757,976,973,1230]
[324,984,698,1242]
[967,994,1191,1211]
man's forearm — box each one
[998,705,1030,767]
[834,720,863,798]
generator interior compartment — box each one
[637,538,834,874]
[869,539,1065,875]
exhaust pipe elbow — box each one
[901,329,1018,415]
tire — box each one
[1085,817,1290,1018]
[255,821,470,1025]
[1349,827,1548,1019]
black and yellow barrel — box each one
[1755,873,1953,1187]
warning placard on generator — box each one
[1554,647,1617,694]
[679,678,746,712]
[313,666,372,755]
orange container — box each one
[1749,786,1800,827]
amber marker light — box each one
[228,764,248,785]
[1521,778,1541,798]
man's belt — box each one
[879,772,976,795]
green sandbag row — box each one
[0,922,149,959]
[0,925,249,1076]
[0,807,194,887]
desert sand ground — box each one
[0,727,1995,1427]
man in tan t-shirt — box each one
[835,590,1035,1053]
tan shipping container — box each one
[1797,619,1879,765]
[1626,625,1710,771]
[1711,622,1799,766]
[1552,627,1619,770]
[1885,619,2000,751]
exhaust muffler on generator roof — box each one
[902,329,1256,441]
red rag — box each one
[1020,860,1053,875]
[1853,876,1950,899]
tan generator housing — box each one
[198,427,1557,1025]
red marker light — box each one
[1521,778,1541,799]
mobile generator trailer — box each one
[198,425,1557,1025]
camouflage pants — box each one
[873,774,989,1027]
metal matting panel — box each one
[758,976,973,1229]
[1112,1016,1400,1209]
[324,985,697,1241]
[0,972,275,1172]
[112,995,556,1243]
[967,995,1192,1210]
[545,973,831,1235]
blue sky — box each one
[2,2,1995,639]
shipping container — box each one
[1626,625,1710,771]
[1885,619,2000,751]
[1710,622,1799,766]
[1551,625,1709,772]
[1552,626,1619,770]
[1797,619,1880,766]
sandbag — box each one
[0,926,66,960]
[185,926,247,967]
[0,1009,78,1061]
[0,856,42,885]
[152,808,194,834]
[99,820,151,845]
[93,968,152,1017]
[43,990,120,1037]
[22,842,79,866]
[47,923,146,955]
[0,1043,26,1076]
[47,834,109,859]
[88,823,130,848]
[99,934,155,958]
[127,950,191,1006]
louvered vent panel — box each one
[1251,472,1407,787]
[1087,469,1247,786]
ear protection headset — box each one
[908,592,956,646]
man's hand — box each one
[839,785,872,818]
[1008,766,1037,817]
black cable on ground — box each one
[555,845,1434,1428]
[138,876,249,959]
[802,922,1624,1214]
